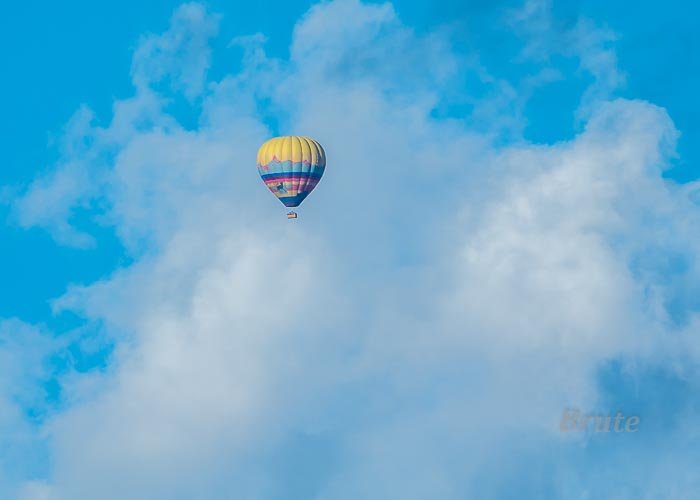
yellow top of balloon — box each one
[257,136,325,167]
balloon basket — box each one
[287,211,298,219]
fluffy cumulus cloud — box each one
[3,0,700,498]
[0,321,54,500]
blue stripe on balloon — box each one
[258,160,325,208]
[278,193,310,207]
[260,172,324,181]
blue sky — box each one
[1,1,700,498]
[2,0,699,322]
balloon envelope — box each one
[256,136,326,208]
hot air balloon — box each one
[256,136,326,218]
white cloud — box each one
[5,1,700,498]
[0,321,54,499]
[131,2,220,100]
[508,0,626,117]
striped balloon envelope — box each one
[256,136,326,210]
